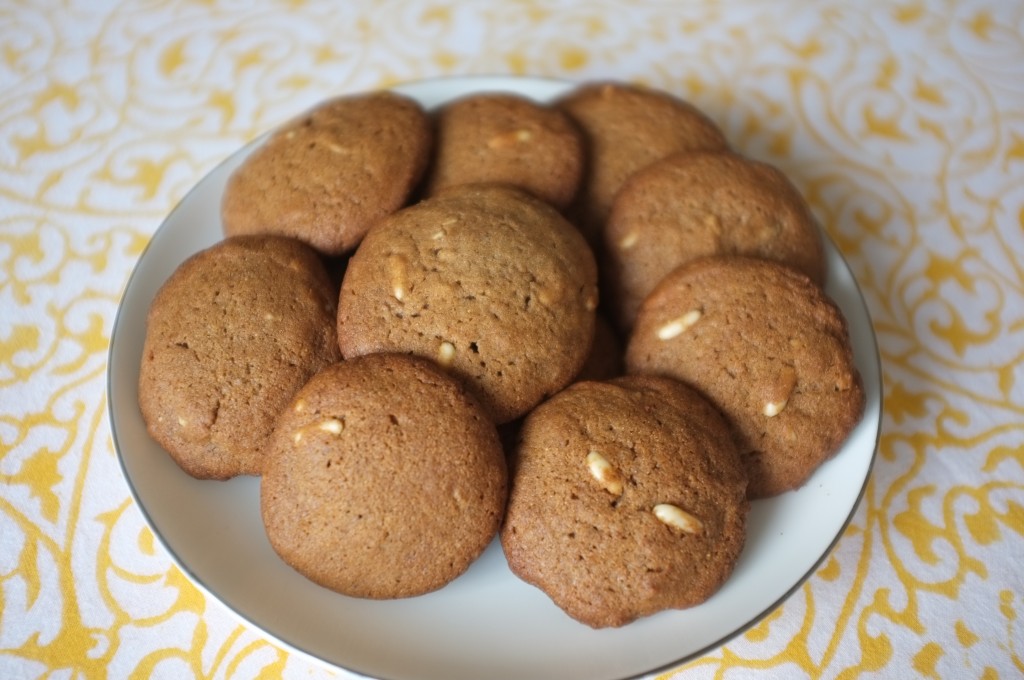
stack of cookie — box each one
[137,80,864,628]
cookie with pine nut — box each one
[556,81,729,248]
[260,353,507,599]
[500,374,748,628]
[221,90,432,256]
[138,235,341,479]
[625,256,864,498]
[604,150,827,332]
[336,183,599,424]
[422,92,585,209]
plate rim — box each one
[106,73,883,680]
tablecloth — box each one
[2,1,1022,678]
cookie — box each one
[221,90,432,256]
[138,235,340,479]
[260,353,507,599]
[337,183,599,424]
[422,92,585,209]
[625,256,864,498]
[501,375,748,628]
[557,81,728,247]
[604,150,826,331]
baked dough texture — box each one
[222,91,432,256]
[626,256,864,498]
[337,183,598,424]
[501,375,748,628]
[261,353,508,599]
[557,81,729,247]
[423,92,585,209]
[138,235,340,479]
[603,150,826,331]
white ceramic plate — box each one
[107,76,882,680]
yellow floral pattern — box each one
[2,1,1022,678]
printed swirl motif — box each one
[1,1,1022,679]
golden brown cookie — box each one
[557,81,729,247]
[138,235,340,479]
[604,150,826,331]
[501,375,748,628]
[625,256,864,498]
[221,91,432,256]
[260,353,507,599]
[337,183,599,424]
[423,92,585,209]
